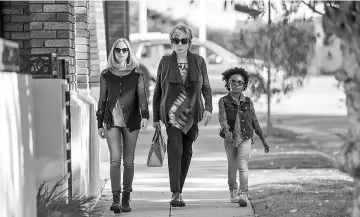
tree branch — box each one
[301,0,325,16]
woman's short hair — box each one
[107,38,139,68]
[169,23,193,48]
[221,67,250,91]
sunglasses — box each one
[171,38,190,45]
[114,48,129,53]
[229,80,245,86]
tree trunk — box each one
[333,40,360,217]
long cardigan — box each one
[96,67,149,131]
[152,51,213,128]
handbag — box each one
[146,128,167,167]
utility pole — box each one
[199,0,207,58]
[266,0,272,136]
[139,0,148,33]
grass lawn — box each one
[250,177,353,217]
[249,126,338,169]
[246,123,353,217]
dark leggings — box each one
[166,124,198,193]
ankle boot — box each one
[170,192,181,207]
[179,193,186,207]
[121,191,132,212]
[110,190,121,214]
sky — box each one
[145,0,324,31]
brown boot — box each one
[110,190,121,213]
[121,191,132,212]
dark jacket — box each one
[96,67,149,132]
[218,93,265,141]
[152,51,212,127]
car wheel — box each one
[248,74,265,101]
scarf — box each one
[167,51,199,134]
[107,39,138,76]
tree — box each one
[303,1,360,216]
[228,0,316,135]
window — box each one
[190,45,200,55]
[163,44,173,55]
[141,45,152,58]
[190,45,222,64]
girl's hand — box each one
[98,128,106,139]
[224,129,233,141]
[263,141,270,153]
[140,118,148,130]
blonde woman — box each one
[96,38,149,214]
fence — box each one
[0,38,37,217]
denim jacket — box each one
[218,93,265,141]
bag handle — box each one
[152,126,162,142]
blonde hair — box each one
[107,38,139,72]
[169,23,193,49]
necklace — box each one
[178,63,188,70]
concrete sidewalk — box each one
[96,181,254,217]
[96,162,255,217]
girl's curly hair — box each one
[221,67,250,91]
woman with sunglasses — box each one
[218,67,269,207]
[152,23,213,207]
[96,38,149,214]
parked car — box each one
[130,32,267,101]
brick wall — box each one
[74,0,90,88]
[2,1,76,78]
[89,0,107,85]
[1,1,30,55]
[104,1,130,57]
[29,1,76,80]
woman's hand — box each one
[263,140,270,153]
[202,110,212,126]
[153,121,161,130]
[140,118,148,130]
[98,128,106,139]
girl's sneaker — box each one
[238,191,249,207]
[230,190,238,203]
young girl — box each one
[218,67,269,207]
